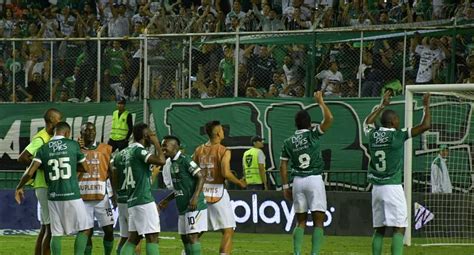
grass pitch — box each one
[1,232,474,255]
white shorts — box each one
[292,175,327,214]
[128,202,160,236]
[207,189,236,231]
[118,203,129,238]
[83,195,114,228]
[372,184,408,228]
[178,209,208,235]
[36,188,50,225]
[48,199,94,237]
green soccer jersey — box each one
[112,150,128,204]
[34,136,85,201]
[365,123,411,185]
[123,143,154,208]
[169,151,207,215]
[280,126,325,177]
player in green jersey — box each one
[279,91,333,255]
[17,108,62,255]
[120,123,166,255]
[158,135,207,255]
[16,122,93,255]
[364,91,431,255]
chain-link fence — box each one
[1,25,472,103]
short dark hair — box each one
[81,122,95,132]
[295,110,311,130]
[381,109,397,127]
[205,120,221,138]
[163,135,181,146]
[43,108,61,124]
[55,121,70,132]
[133,123,148,142]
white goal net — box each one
[404,84,474,246]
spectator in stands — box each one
[2,8,15,37]
[316,61,344,97]
[282,54,302,88]
[104,40,129,85]
[350,13,372,26]
[57,6,76,37]
[284,6,312,30]
[225,1,245,30]
[26,72,48,102]
[249,45,277,90]
[107,4,130,37]
[63,66,80,102]
[359,51,383,97]
[414,37,448,84]
[218,45,235,96]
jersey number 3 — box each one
[48,157,72,181]
[374,151,387,172]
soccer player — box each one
[158,135,207,255]
[120,123,166,255]
[15,122,93,255]
[77,122,115,255]
[193,120,247,255]
[17,108,62,255]
[279,91,334,255]
[364,91,431,255]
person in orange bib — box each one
[192,120,247,255]
[78,122,115,255]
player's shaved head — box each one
[133,123,149,142]
[381,109,399,128]
[295,110,311,130]
[43,108,62,125]
[205,120,221,138]
[54,122,71,136]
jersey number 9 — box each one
[298,153,311,169]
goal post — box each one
[404,84,474,246]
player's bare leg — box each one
[145,233,160,255]
[294,213,307,255]
[102,225,115,255]
[35,225,46,255]
[42,224,51,255]
[188,233,202,255]
[310,211,325,255]
[219,228,234,254]
[391,227,405,255]
[372,227,386,255]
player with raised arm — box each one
[120,123,166,255]
[158,135,207,255]
[364,91,431,255]
[77,122,115,255]
[15,122,93,255]
[193,120,247,255]
[16,108,62,255]
[279,91,334,255]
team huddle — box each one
[13,90,431,255]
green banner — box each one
[0,102,143,171]
[150,97,473,191]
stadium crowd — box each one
[0,0,473,102]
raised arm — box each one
[146,132,166,166]
[314,91,334,132]
[365,90,391,126]
[221,150,246,188]
[411,93,431,137]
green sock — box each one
[51,236,62,255]
[311,227,324,255]
[120,242,136,255]
[74,232,89,255]
[146,243,160,255]
[184,243,192,255]
[190,242,201,255]
[293,227,304,255]
[116,243,123,255]
[104,240,114,255]
[85,245,92,255]
[372,232,384,255]
[391,233,404,255]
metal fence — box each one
[1,24,473,104]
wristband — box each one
[282,184,290,189]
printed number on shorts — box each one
[105,208,113,217]
[298,153,311,169]
[187,216,195,225]
[48,157,72,181]
[122,167,136,189]
[374,150,386,172]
